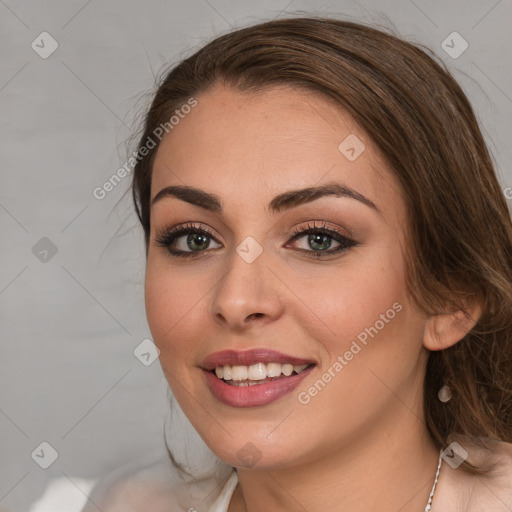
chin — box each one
[197,428,310,471]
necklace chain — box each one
[233,448,444,512]
[424,449,443,511]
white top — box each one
[28,477,96,512]
[207,470,238,512]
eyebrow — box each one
[150,181,379,215]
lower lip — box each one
[202,366,315,407]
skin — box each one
[144,82,492,511]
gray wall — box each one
[1,0,511,510]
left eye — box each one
[286,222,358,257]
[154,222,358,259]
[289,230,344,253]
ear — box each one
[423,300,482,351]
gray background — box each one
[1,0,511,510]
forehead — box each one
[150,83,403,220]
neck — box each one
[231,406,440,512]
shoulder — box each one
[437,438,512,511]
[473,439,512,508]
[79,457,179,512]
[81,478,179,512]
[80,457,233,512]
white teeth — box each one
[248,363,266,380]
[230,365,248,381]
[267,362,282,378]
[282,364,294,376]
[227,380,263,387]
[213,362,310,381]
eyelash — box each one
[154,221,358,260]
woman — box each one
[97,16,512,511]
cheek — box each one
[308,263,424,413]
[290,247,410,355]
[144,259,205,363]
[292,246,426,421]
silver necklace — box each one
[233,448,444,512]
[424,449,443,511]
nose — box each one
[210,244,285,331]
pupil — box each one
[188,233,209,251]
[309,233,331,251]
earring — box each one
[438,384,451,403]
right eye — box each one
[155,223,222,258]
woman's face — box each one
[145,83,431,469]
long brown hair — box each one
[131,16,512,475]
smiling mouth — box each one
[212,362,313,386]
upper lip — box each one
[201,348,316,371]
